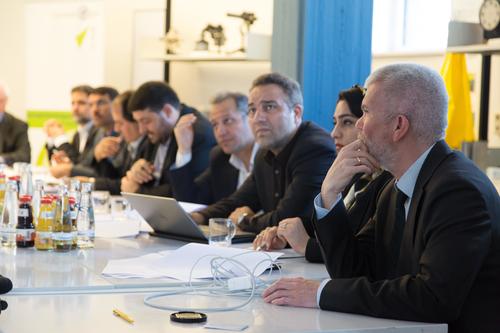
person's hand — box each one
[190,212,205,225]
[120,176,140,193]
[51,150,71,164]
[43,119,65,138]
[321,139,379,208]
[253,226,287,251]
[49,163,73,178]
[94,137,122,161]
[277,218,308,255]
[228,206,255,225]
[262,277,320,308]
[174,114,196,155]
[128,159,155,184]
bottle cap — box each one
[69,197,76,204]
[8,176,20,181]
[19,195,32,203]
[170,311,207,324]
[41,197,52,204]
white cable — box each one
[143,250,281,312]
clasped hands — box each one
[121,159,155,193]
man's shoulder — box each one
[293,121,336,155]
[3,112,28,128]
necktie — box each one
[391,186,407,270]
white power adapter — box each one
[227,276,253,291]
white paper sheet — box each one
[102,243,283,281]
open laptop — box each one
[122,192,255,243]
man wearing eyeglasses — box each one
[191,72,336,233]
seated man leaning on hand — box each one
[120,81,216,197]
[262,63,500,333]
[169,92,258,204]
[190,72,336,233]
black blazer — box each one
[314,140,500,333]
[0,112,30,165]
[305,171,393,263]
[170,146,239,204]
[138,104,216,197]
[198,121,337,233]
[70,127,107,177]
[46,124,99,164]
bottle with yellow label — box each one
[35,196,53,251]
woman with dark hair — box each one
[253,86,392,261]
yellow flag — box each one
[440,53,475,149]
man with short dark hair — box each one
[121,81,215,197]
[44,85,97,163]
[0,81,30,165]
[191,73,336,233]
[50,86,119,178]
[170,92,257,204]
[262,64,500,333]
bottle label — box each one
[40,211,55,219]
[18,208,29,218]
[52,232,73,241]
[0,183,5,190]
[70,211,78,220]
[36,231,52,238]
[16,228,35,241]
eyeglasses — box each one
[352,84,366,96]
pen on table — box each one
[255,243,268,252]
[113,309,134,324]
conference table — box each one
[0,231,447,332]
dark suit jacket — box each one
[305,171,393,263]
[46,123,99,164]
[314,140,500,333]
[0,112,31,165]
[198,121,337,233]
[170,146,240,204]
[138,104,216,197]
[70,127,107,177]
[94,136,150,194]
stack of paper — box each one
[102,243,283,281]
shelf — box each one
[447,42,500,55]
[142,53,269,62]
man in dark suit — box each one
[170,92,257,204]
[0,82,30,165]
[262,64,500,333]
[190,73,337,233]
[44,85,95,164]
[79,91,150,194]
[121,81,216,197]
[50,86,118,178]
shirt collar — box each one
[264,122,306,165]
[229,142,259,173]
[77,121,93,134]
[395,143,435,199]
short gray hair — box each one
[211,92,248,115]
[251,72,303,108]
[366,63,448,145]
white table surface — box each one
[0,232,447,332]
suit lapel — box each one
[398,140,453,272]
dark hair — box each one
[91,86,119,101]
[115,90,135,122]
[71,85,93,95]
[211,92,248,115]
[128,81,180,113]
[337,86,364,118]
[250,72,303,107]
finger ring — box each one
[356,156,361,164]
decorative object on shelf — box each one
[194,24,226,53]
[479,0,500,39]
[227,12,257,54]
[161,29,181,54]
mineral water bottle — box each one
[1,181,18,247]
[52,186,72,252]
[77,182,95,248]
